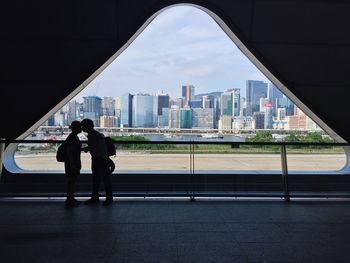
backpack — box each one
[56,142,66,162]
[105,136,116,156]
[107,157,115,173]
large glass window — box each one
[12,6,346,174]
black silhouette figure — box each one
[64,121,82,208]
[81,119,113,206]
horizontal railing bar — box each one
[3,139,349,146]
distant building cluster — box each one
[44,80,320,131]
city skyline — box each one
[74,6,268,102]
[46,78,321,133]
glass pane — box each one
[114,143,190,173]
[194,144,282,172]
[15,142,191,173]
[286,145,346,172]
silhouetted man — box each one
[64,121,82,208]
[81,119,113,206]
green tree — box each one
[247,130,273,142]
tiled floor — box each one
[1,199,350,262]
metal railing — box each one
[1,139,349,200]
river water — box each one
[143,134,246,142]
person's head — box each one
[81,119,94,133]
[69,121,82,134]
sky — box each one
[75,5,268,102]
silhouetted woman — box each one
[65,121,82,207]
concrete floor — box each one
[1,199,350,262]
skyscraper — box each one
[169,106,180,128]
[259,97,270,112]
[100,116,116,128]
[67,100,78,124]
[220,91,233,116]
[192,108,214,129]
[276,96,294,116]
[276,108,286,121]
[246,80,268,116]
[102,97,115,116]
[83,96,102,127]
[233,89,240,116]
[115,96,121,118]
[158,108,169,127]
[172,98,184,108]
[220,89,240,117]
[180,108,192,129]
[202,95,214,108]
[154,92,170,127]
[182,85,195,105]
[121,93,133,127]
[253,112,265,129]
[214,97,221,128]
[268,83,283,116]
[156,91,170,115]
[268,83,283,102]
[132,93,154,127]
[264,104,273,129]
[188,100,202,108]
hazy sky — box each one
[76,6,268,102]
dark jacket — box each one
[64,133,82,175]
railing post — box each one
[280,143,290,202]
[189,142,195,201]
[0,139,5,180]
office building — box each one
[115,96,121,118]
[102,97,115,116]
[232,116,253,130]
[169,106,180,128]
[54,111,65,126]
[156,91,170,115]
[268,83,283,115]
[276,108,286,121]
[213,97,221,128]
[252,112,265,129]
[218,115,232,131]
[188,100,202,108]
[192,108,214,129]
[171,98,184,108]
[264,104,273,129]
[220,89,240,117]
[67,100,79,124]
[259,97,269,112]
[276,96,294,116]
[202,95,214,108]
[182,85,195,105]
[83,96,102,127]
[246,80,268,116]
[132,93,154,127]
[180,108,192,128]
[120,93,133,127]
[158,108,169,127]
[100,115,116,128]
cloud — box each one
[184,63,218,77]
[77,5,271,100]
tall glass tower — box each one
[121,93,133,127]
[246,80,268,116]
[132,93,154,127]
[83,96,102,127]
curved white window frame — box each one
[4,4,349,174]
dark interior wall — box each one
[1,0,349,141]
